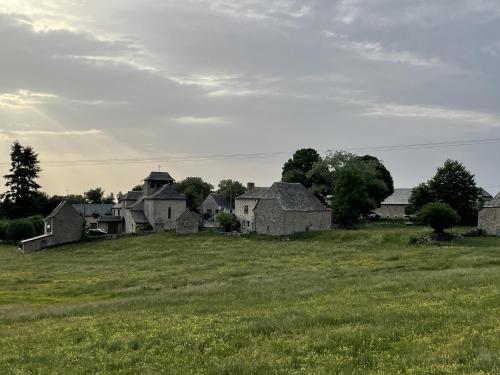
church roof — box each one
[260,182,331,212]
[130,210,149,224]
[146,184,185,200]
[144,171,175,182]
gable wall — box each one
[254,199,285,235]
[144,199,186,231]
[235,198,260,231]
[52,204,83,244]
[478,207,500,235]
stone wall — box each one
[254,199,284,235]
[478,207,499,235]
[21,234,55,252]
[51,204,83,244]
[375,204,408,218]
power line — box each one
[0,136,499,168]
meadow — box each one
[0,224,499,374]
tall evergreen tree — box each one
[2,141,42,218]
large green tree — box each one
[282,148,321,188]
[407,160,480,224]
[84,188,105,204]
[330,157,391,227]
[217,179,246,207]
[2,141,42,218]
[174,177,213,211]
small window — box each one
[244,205,249,214]
[247,221,250,228]
[168,207,172,219]
[207,209,213,215]
[215,209,219,214]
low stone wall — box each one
[21,234,55,253]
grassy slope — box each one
[0,225,499,374]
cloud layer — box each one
[0,1,499,194]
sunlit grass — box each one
[0,225,499,374]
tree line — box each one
[1,141,485,230]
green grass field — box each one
[0,225,499,374]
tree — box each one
[84,188,104,204]
[102,192,115,204]
[330,158,391,227]
[407,160,480,224]
[217,179,246,207]
[131,185,142,192]
[174,177,213,211]
[356,155,394,199]
[6,218,35,242]
[216,212,240,232]
[282,148,321,188]
[2,141,42,218]
[416,202,460,234]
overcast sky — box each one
[1,1,499,196]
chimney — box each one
[247,182,255,191]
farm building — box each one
[375,188,412,218]
[21,201,83,252]
[253,182,331,236]
[478,192,500,236]
[72,203,113,229]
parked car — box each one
[87,228,107,236]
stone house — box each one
[375,188,412,218]
[234,183,269,232]
[202,193,231,217]
[176,209,200,234]
[72,203,113,229]
[106,171,188,233]
[478,192,500,236]
[21,201,83,252]
[253,182,332,236]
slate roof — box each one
[236,187,269,200]
[72,204,113,217]
[206,193,230,208]
[380,188,412,205]
[98,215,124,222]
[260,182,331,212]
[483,192,500,208]
[147,184,185,200]
[130,210,149,224]
[176,209,199,222]
[144,171,175,182]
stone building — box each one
[105,171,188,233]
[176,209,200,234]
[234,183,269,232]
[72,203,113,229]
[478,192,500,236]
[375,188,412,218]
[202,193,231,217]
[253,182,332,236]
[21,201,83,252]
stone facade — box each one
[234,186,268,232]
[176,209,199,234]
[374,188,412,218]
[202,193,230,217]
[21,201,83,252]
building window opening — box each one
[168,207,172,219]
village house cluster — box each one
[20,170,500,252]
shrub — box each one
[28,215,45,235]
[416,202,460,233]
[216,212,239,232]
[0,220,9,240]
[6,219,35,242]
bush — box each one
[216,212,239,232]
[6,219,35,242]
[28,215,45,235]
[416,202,460,233]
[0,220,9,240]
